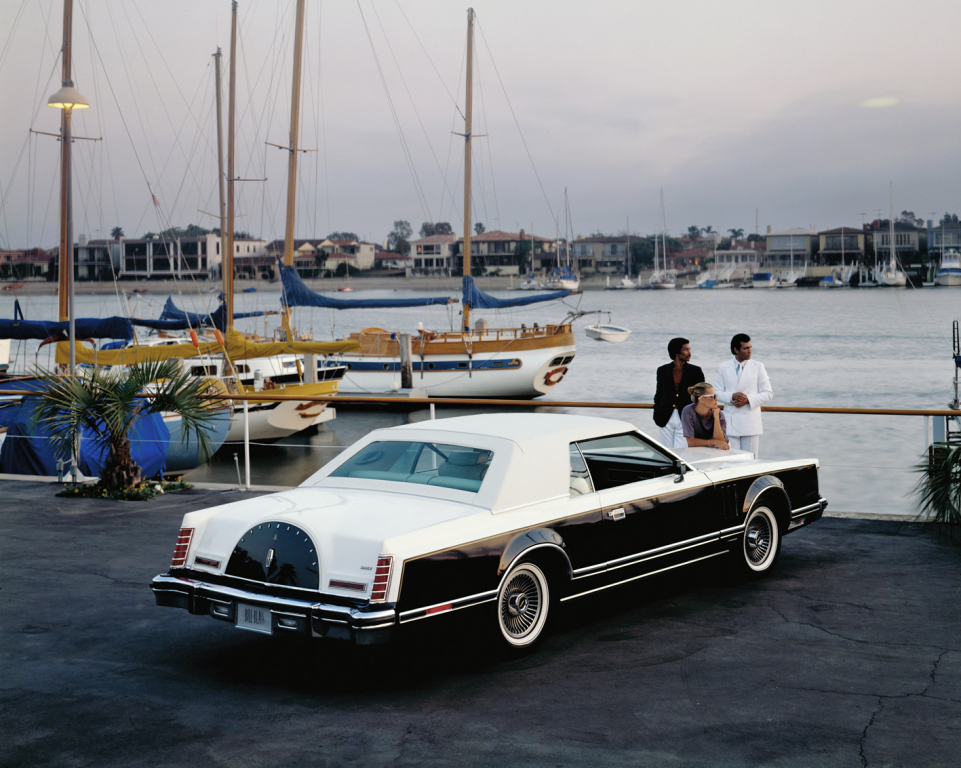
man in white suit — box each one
[714,334,773,457]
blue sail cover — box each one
[0,299,133,341]
[0,395,168,479]
[146,297,267,331]
[280,265,454,309]
[462,276,571,309]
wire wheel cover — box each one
[745,511,773,566]
[499,568,544,640]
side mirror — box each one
[674,459,687,483]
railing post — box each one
[243,396,251,490]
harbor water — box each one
[3,284,958,517]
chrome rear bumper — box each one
[150,574,396,645]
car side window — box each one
[569,443,594,496]
[575,433,676,492]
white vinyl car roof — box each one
[305,413,665,513]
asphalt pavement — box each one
[1,480,959,767]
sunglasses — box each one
[699,393,717,400]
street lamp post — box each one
[48,78,89,483]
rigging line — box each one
[438,41,466,225]
[355,0,432,225]
[474,49,497,234]
[0,132,35,250]
[317,0,331,237]
[896,252,951,348]
[474,16,555,225]
[92,5,163,213]
[369,1,459,218]
[0,0,30,75]
[392,0,464,120]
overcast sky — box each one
[1,0,959,250]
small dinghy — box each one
[585,323,631,342]
[583,312,631,343]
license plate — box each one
[236,602,272,634]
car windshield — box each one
[330,441,493,493]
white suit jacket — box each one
[714,358,773,436]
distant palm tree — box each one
[729,228,744,240]
[701,225,716,235]
[687,225,702,241]
[31,360,221,488]
[111,226,124,239]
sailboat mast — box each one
[564,187,570,269]
[889,183,896,271]
[462,7,475,332]
[279,0,307,343]
[57,0,74,323]
[224,1,238,327]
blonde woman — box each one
[680,382,729,450]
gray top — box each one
[680,403,726,440]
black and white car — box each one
[151,413,827,650]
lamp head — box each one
[48,79,89,110]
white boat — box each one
[819,273,843,289]
[879,184,907,287]
[936,250,961,286]
[288,10,577,399]
[585,324,631,343]
[606,276,636,290]
[648,189,676,289]
[752,272,777,289]
[518,274,543,290]
[546,190,580,291]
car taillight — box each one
[370,556,393,603]
[171,528,193,568]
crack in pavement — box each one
[769,607,958,652]
[859,696,883,768]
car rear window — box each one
[330,441,493,493]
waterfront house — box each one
[763,227,818,268]
[410,234,456,275]
[869,220,925,265]
[817,227,867,267]
[926,219,961,263]
[570,236,627,274]
[454,230,556,276]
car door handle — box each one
[604,507,626,521]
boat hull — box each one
[338,325,577,398]
[164,408,231,473]
[936,269,961,286]
[878,270,907,287]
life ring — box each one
[544,366,568,386]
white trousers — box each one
[659,410,686,450]
[729,434,760,457]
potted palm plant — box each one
[914,442,961,540]
[31,359,223,494]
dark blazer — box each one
[653,362,705,428]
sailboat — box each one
[278,9,577,399]
[55,0,360,444]
[648,189,676,289]
[878,185,907,287]
[546,189,580,290]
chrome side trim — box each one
[791,500,824,519]
[720,524,745,537]
[561,552,726,602]
[571,529,723,580]
[398,589,498,624]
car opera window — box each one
[569,443,594,496]
[574,432,676,492]
[330,441,493,493]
